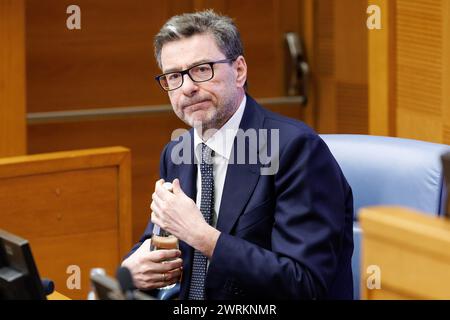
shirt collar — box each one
[194,95,246,161]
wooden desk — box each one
[360,206,450,299]
[47,291,71,300]
[0,147,132,300]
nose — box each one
[180,73,198,96]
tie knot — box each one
[201,143,214,164]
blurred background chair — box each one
[321,134,450,300]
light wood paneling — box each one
[443,0,450,145]
[0,147,132,300]
[301,0,317,126]
[336,83,368,134]
[396,0,445,143]
[360,206,450,300]
[369,0,450,144]
[368,0,396,136]
[26,0,305,113]
[317,78,337,132]
[0,168,118,237]
[366,286,414,300]
[0,0,26,156]
[26,0,171,112]
[335,0,368,134]
[397,108,442,142]
[315,0,335,133]
[444,125,450,145]
[315,0,335,77]
[315,0,369,134]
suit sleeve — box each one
[207,134,351,299]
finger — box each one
[163,277,179,287]
[159,258,183,272]
[150,212,162,227]
[151,193,164,213]
[172,178,185,196]
[140,238,151,251]
[151,249,182,263]
[153,179,165,202]
[150,200,162,219]
[155,179,165,192]
[140,249,179,265]
[135,276,166,291]
[155,180,174,201]
[156,271,181,288]
[164,268,182,282]
[141,257,182,273]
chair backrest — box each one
[320,134,450,300]
[321,134,450,219]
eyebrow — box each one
[162,59,215,74]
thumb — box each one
[140,238,151,252]
[172,178,184,195]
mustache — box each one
[181,97,211,109]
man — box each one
[122,10,354,300]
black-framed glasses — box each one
[155,58,236,91]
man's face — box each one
[160,33,247,130]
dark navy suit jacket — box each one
[127,95,354,299]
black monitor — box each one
[0,229,46,300]
[443,152,450,218]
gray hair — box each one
[154,10,244,69]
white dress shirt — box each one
[193,95,247,228]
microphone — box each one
[41,278,55,295]
[116,267,136,300]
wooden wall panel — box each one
[0,168,118,237]
[336,83,368,134]
[315,0,335,132]
[396,0,445,143]
[443,0,450,145]
[315,0,335,77]
[211,0,291,97]
[335,0,368,134]
[26,0,181,112]
[315,0,369,134]
[445,126,450,145]
[0,0,26,156]
[370,0,450,144]
[26,0,305,112]
[368,0,396,136]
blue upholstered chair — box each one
[320,134,450,300]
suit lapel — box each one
[216,96,265,234]
[216,158,260,234]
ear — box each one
[234,55,247,88]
